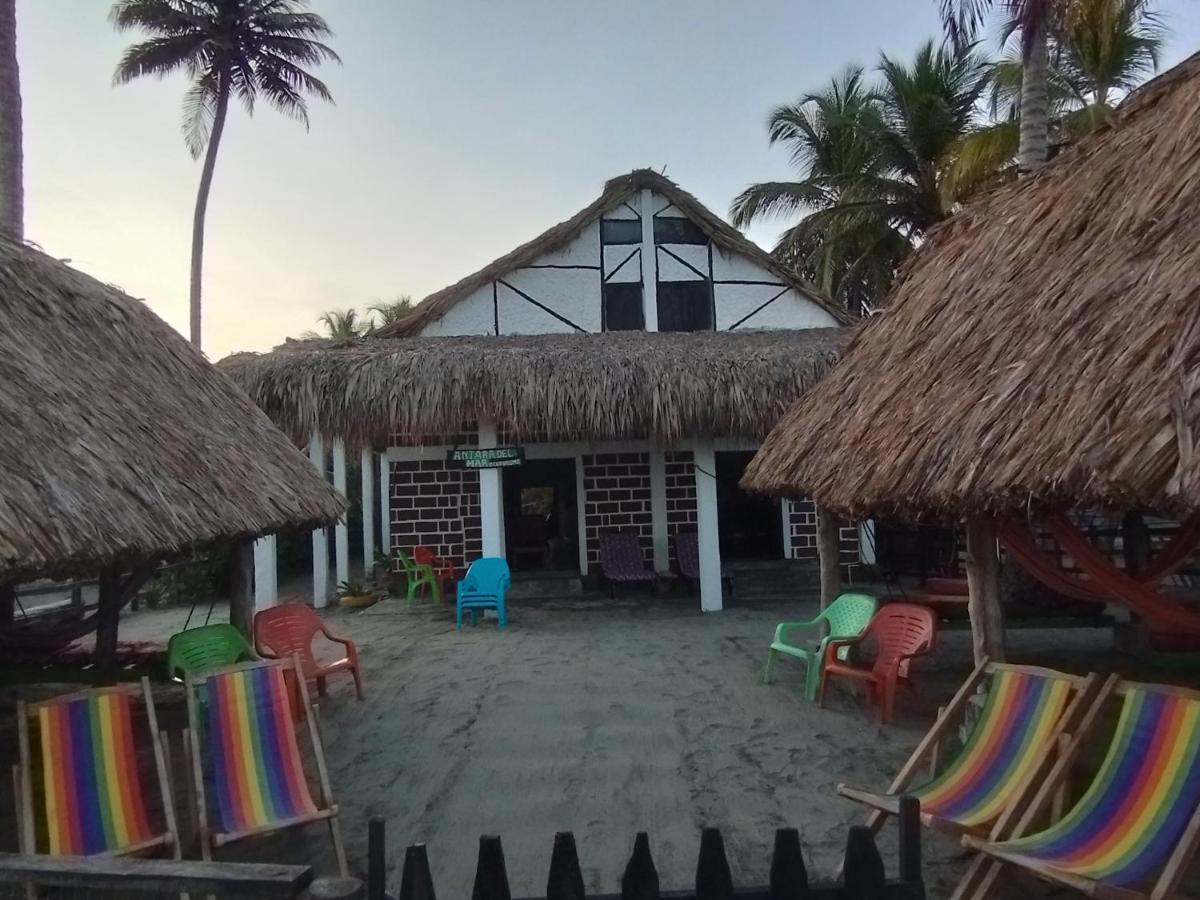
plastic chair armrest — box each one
[773,618,820,645]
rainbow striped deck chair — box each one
[964,681,1200,900]
[13,680,178,861]
[184,657,347,875]
[838,661,1106,839]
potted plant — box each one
[337,577,377,609]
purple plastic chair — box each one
[598,530,656,596]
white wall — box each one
[418,187,839,337]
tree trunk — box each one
[188,70,231,350]
[965,517,1006,664]
[0,0,22,240]
[229,539,255,638]
[94,568,122,671]
[1018,21,1050,174]
[816,505,843,612]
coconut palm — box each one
[367,296,414,332]
[733,44,988,313]
[111,0,339,350]
[0,0,21,239]
[303,308,363,340]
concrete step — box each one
[507,571,586,600]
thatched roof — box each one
[219,329,849,449]
[379,169,851,336]
[743,53,1200,521]
[0,236,346,584]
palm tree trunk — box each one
[0,0,23,240]
[1018,20,1050,174]
[188,69,231,350]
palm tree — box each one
[733,44,988,313]
[111,0,339,350]
[0,0,22,239]
[367,295,415,333]
[303,308,363,340]
[940,0,1058,171]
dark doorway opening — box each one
[502,458,579,572]
[715,451,783,560]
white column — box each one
[478,421,505,558]
[639,187,659,331]
[649,446,669,572]
[858,519,877,566]
[332,439,349,587]
[575,454,588,576]
[693,441,724,612]
[780,499,794,559]
[252,535,278,610]
[308,432,329,608]
[361,447,375,574]
[379,452,391,559]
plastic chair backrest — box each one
[866,603,936,675]
[462,557,510,595]
[167,624,252,679]
[676,531,699,579]
[821,593,878,640]
[395,549,420,574]
[254,604,321,670]
[413,546,438,568]
[599,531,647,575]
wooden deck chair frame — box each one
[183,656,348,876]
[959,679,1200,900]
[13,679,181,875]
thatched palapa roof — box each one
[743,53,1200,521]
[0,236,346,583]
[219,329,848,449]
[379,169,851,336]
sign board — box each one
[447,446,525,469]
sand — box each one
[0,597,1129,898]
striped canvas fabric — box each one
[204,664,318,835]
[915,669,1073,828]
[1003,688,1200,886]
[37,692,155,855]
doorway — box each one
[502,458,579,572]
[715,451,783,560]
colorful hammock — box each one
[204,663,318,835]
[915,668,1074,829]
[34,690,157,855]
[984,685,1200,888]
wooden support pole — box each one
[229,540,254,638]
[816,505,842,611]
[94,568,122,671]
[0,580,13,631]
[965,516,1006,665]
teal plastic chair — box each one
[165,623,257,682]
[456,558,510,630]
[762,592,877,700]
[396,549,442,604]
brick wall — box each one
[664,451,697,567]
[786,497,861,570]
[389,459,481,570]
[583,452,653,572]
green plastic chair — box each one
[165,623,257,682]
[762,592,877,700]
[396,549,442,604]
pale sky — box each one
[17,1,1200,360]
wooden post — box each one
[229,540,254,639]
[816,505,842,611]
[965,516,1006,665]
[0,580,13,631]
[94,568,122,670]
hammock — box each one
[998,515,1200,636]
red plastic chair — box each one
[253,602,364,700]
[818,602,936,724]
[414,545,456,591]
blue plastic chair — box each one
[456,557,511,630]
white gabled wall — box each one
[419,186,840,337]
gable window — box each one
[603,282,645,331]
[654,217,707,245]
[657,281,713,332]
[600,218,642,245]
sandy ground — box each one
[0,596,1184,898]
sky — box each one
[17,1,1200,360]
